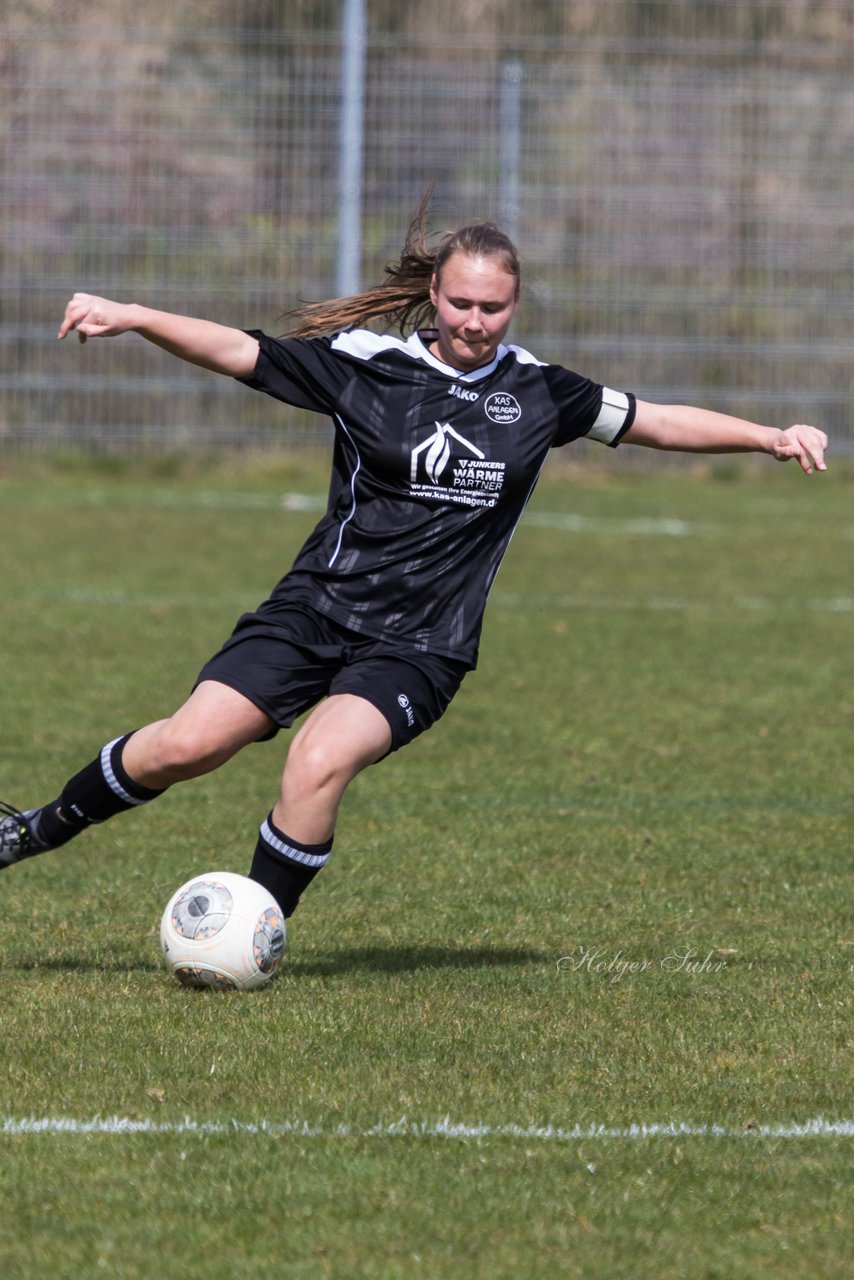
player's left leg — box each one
[248,645,468,919]
[249,693,392,917]
[276,692,393,843]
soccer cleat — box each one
[0,802,46,867]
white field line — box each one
[524,511,702,536]
[19,490,852,614]
[23,586,853,615]
[490,591,854,615]
[17,487,713,530]
[2,1116,852,1141]
[17,486,854,544]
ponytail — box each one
[280,190,521,340]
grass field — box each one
[0,453,851,1278]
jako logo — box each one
[484,392,522,424]
[450,383,479,403]
[397,693,415,727]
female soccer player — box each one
[0,205,828,921]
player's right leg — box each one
[120,680,275,789]
[0,681,273,870]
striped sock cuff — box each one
[259,816,333,870]
[100,734,164,806]
[55,732,165,834]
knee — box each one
[148,720,234,781]
[283,738,346,799]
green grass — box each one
[0,454,851,1278]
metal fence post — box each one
[337,0,366,298]
[499,60,523,245]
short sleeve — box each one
[543,364,636,448]
[236,331,352,414]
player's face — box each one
[429,252,520,372]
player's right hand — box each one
[769,423,829,475]
[58,293,133,342]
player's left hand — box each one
[770,424,828,475]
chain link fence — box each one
[2,1,852,453]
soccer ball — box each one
[160,871,286,991]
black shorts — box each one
[195,607,468,753]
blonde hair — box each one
[282,191,521,340]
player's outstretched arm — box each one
[58,293,259,378]
[624,401,828,476]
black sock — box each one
[35,733,165,850]
[249,814,333,917]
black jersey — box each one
[237,329,635,668]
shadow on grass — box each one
[5,945,551,980]
[7,955,163,974]
[288,944,551,977]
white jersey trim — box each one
[408,332,505,382]
[586,388,631,445]
[331,330,410,361]
[331,329,505,383]
[506,343,547,368]
[328,413,362,568]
